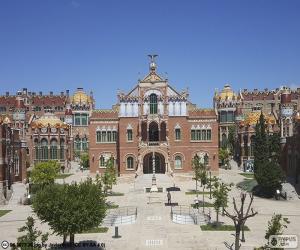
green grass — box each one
[236,179,257,192]
[0,210,11,217]
[201,224,250,231]
[191,202,214,208]
[80,227,108,234]
[56,174,73,179]
[106,203,119,209]
[239,173,254,179]
[185,191,210,195]
[106,192,124,196]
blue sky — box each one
[0,0,300,108]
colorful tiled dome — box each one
[31,113,68,129]
[243,111,276,126]
[216,84,237,101]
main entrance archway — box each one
[143,152,166,174]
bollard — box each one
[112,226,121,238]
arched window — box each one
[75,137,81,151]
[41,139,48,160]
[14,153,19,176]
[99,155,105,168]
[82,137,88,151]
[149,94,158,114]
[34,139,39,160]
[207,130,212,140]
[96,131,101,142]
[50,139,58,159]
[149,122,159,141]
[127,156,134,169]
[202,130,207,140]
[175,128,181,140]
[60,139,65,159]
[174,155,182,169]
[221,133,227,148]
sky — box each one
[0,0,300,108]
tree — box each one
[32,178,106,247]
[12,216,48,250]
[224,193,258,250]
[102,157,117,193]
[253,113,284,197]
[265,214,290,241]
[219,148,230,168]
[228,125,237,155]
[211,178,232,224]
[80,153,89,169]
[192,154,202,193]
[31,161,60,186]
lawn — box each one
[191,201,214,208]
[201,224,250,231]
[0,210,11,217]
[239,173,254,179]
[106,192,124,196]
[236,179,257,192]
[56,174,73,179]
[185,191,210,195]
[79,227,108,234]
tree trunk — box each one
[202,186,205,213]
[70,233,75,250]
[241,222,245,242]
[235,226,241,250]
[216,211,219,223]
[63,234,67,244]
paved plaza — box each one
[0,163,300,250]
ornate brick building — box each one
[89,56,219,175]
[0,87,94,165]
[0,116,27,204]
[214,84,300,148]
[27,113,73,169]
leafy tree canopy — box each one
[32,178,106,245]
[31,161,60,186]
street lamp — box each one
[150,149,158,192]
[209,171,212,199]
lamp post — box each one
[209,171,212,199]
[150,149,158,192]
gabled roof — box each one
[141,71,164,82]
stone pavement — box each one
[0,164,300,250]
[8,182,26,206]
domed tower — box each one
[280,86,294,144]
[71,88,94,153]
[214,84,239,149]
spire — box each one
[148,54,158,73]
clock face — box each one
[41,127,47,133]
[51,128,57,133]
[282,108,293,116]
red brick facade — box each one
[89,59,219,175]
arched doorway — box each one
[143,152,165,174]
